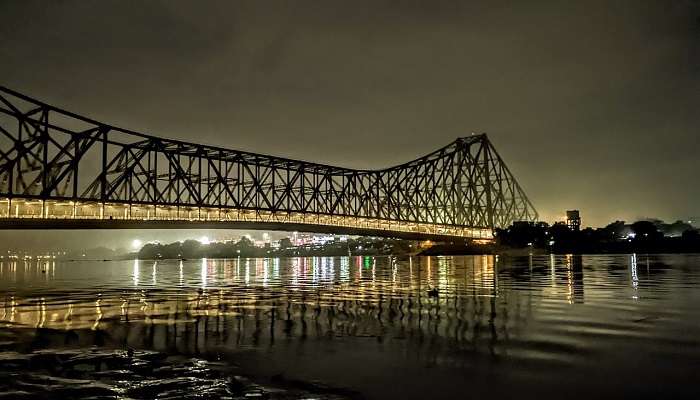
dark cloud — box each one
[1,0,698,229]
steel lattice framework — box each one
[0,86,537,239]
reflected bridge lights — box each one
[152,261,158,285]
[201,258,208,288]
[133,259,140,286]
[631,254,639,299]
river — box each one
[1,254,699,399]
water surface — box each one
[1,254,699,399]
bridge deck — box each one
[0,197,493,242]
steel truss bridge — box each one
[0,86,537,240]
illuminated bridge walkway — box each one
[0,87,537,241]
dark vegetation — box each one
[138,236,415,259]
[495,219,700,254]
[135,219,700,259]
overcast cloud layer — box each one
[1,0,699,229]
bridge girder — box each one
[0,86,537,237]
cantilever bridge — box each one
[0,86,537,241]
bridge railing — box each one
[0,197,494,239]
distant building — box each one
[289,233,336,246]
[566,210,581,231]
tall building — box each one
[566,210,581,231]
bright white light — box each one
[199,236,210,245]
[201,258,208,288]
[131,239,142,250]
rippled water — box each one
[1,254,700,399]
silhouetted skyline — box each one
[1,0,698,226]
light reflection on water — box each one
[1,254,700,398]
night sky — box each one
[1,0,699,230]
